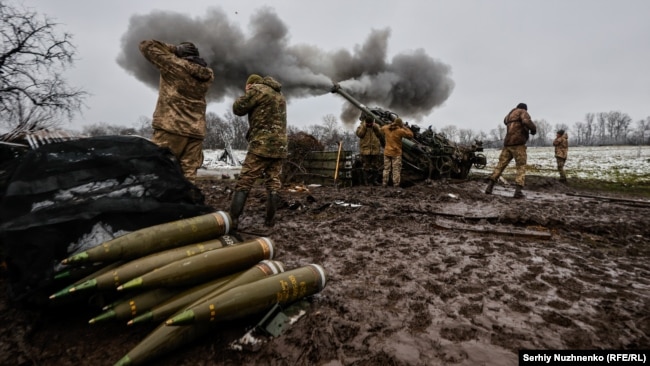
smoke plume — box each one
[116,7,454,125]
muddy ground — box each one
[1,175,649,366]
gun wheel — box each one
[473,153,486,169]
[435,156,452,175]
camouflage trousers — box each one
[360,154,383,173]
[383,155,403,187]
[235,152,284,193]
[152,129,203,184]
[489,144,528,187]
[556,157,567,180]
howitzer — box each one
[331,83,486,180]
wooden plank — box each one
[433,218,552,239]
[565,192,650,206]
[405,209,498,220]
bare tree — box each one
[439,125,458,141]
[0,2,87,130]
[529,119,551,146]
[458,128,477,145]
[134,115,152,138]
[597,112,608,143]
[584,113,595,145]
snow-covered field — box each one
[481,145,650,183]
[200,146,650,184]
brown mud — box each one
[1,175,649,366]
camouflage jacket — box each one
[355,122,383,155]
[503,108,536,146]
[553,133,569,159]
[380,124,414,157]
[233,76,288,158]
[139,40,214,139]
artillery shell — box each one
[89,288,178,324]
[113,320,211,366]
[166,264,326,326]
[62,211,231,265]
[128,260,284,325]
[69,235,239,293]
[113,261,296,366]
[118,237,274,291]
[49,261,125,299]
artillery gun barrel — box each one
[330,83,385,125]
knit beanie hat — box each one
[516,103,528,110]
[246,74,263,85]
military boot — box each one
[229,190,249,236]
[513,185,525,199]
[264,191,280,227]
[484,179,495,194]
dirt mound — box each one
[1,176,649,366]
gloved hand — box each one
[175,42,199,57]
[530,130,536,135]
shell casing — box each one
[63,211,231,265]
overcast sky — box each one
[25,0,650,134]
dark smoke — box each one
[116,6,454,125]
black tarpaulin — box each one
[0,135,215,306]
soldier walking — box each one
[139,40,214,184]
[484,103,537,198]
[229,74,288,235]
[553,129,568,183]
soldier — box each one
[355,113,384,185]
[139,40,214,184]
[553,129,568,183]
[484,102,537,198]
[380,117,413,188]
[230,74,287,234]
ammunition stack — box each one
[49,212,327,366]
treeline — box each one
[82,110,650,152]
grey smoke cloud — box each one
[116,6,454,124]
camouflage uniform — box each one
[487,106,536,188]
[355,118,383,185]
[380,120,414,187]
[553,132,568,181]
[232,76,287,192]
[139,40,214,183]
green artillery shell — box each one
[118,237,274,291]
[113,260,289,366]
[49,261,125,300]
[62,211,231,265]
[128,260,284,325]
[166,264,326,326]
[70,235,239,293]
[89,288,178,324]
[113,320,212,366]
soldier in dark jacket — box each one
[230,74,287,233]
[139,40,214,184]
[355,114,383,185]
[485,103,537,198]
